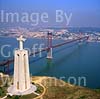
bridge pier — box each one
[47,48,53,59]
[47,32,53,59]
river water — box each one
[0,37,100,89]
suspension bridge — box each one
[0,32,89,74]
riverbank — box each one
[0,75,100,99]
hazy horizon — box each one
[0,0,100,28]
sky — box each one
[0,0,100,27]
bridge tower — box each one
[6,60,10,74]
[47,32,53,59]
[78,33,83,45]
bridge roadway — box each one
[0,36,88,67]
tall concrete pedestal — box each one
[8,35,37,95]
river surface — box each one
[0,37,100,89]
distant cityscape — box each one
[0,27,100,42]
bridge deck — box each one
[0,36,88,67]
